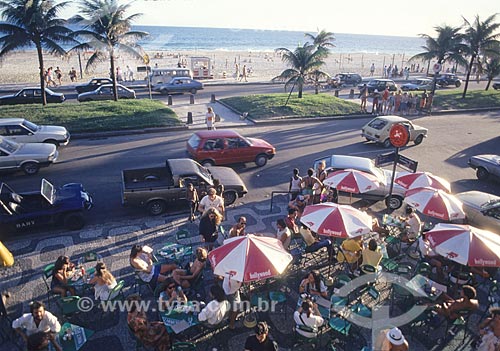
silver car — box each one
[0,136,58,175]
[77,84,136,102]
[456,191,500,233]
[468,154,500,181]
[0,118,70,146]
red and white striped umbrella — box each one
[300,202,373,238]
[323,169,381,194]
[426,223,500,267]
[404,187,465,221]
[207,234,292,282]
[395,171,451,193]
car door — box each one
[0,148,16,170]
[198,138,222,164]
[235,137,255,163]
[403,122,416,141]
[33,89,43,104]
[6,124,32,143]
[17,89,34,104]
[97,87,113,100]
[224,137,242,164]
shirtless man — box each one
[476,308,500,351]
[434,285,479,320]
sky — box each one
[59,0,499,37]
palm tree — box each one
[409,25,467,95]
[0,0,75,105]
[305,29,335,56]
[273,43,327,98]
[483,55,500,90]
[71,0,148,101]
[309,69,330,94]
[461,14,500,98]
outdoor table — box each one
[159,302,199,334]
[405,274,448,302]
[157,242,193,263]
[382,214,406,237]
[51,322,94,351]
[67,267,96,295]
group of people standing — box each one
[359,86,433,115]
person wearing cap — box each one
[244,321,278,351]
[371,89,381,115]
[375,327,409,350]
[198,187,224,215]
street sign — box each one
[375,152,396,167]
[389,123,409,148]
[398,154,418,173]
[375,151,418,173]
[433,63,442,73]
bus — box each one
[149,68,193,86]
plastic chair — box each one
[60,296,81,320]
[41,263,59,307]
[171,342,196,350]
[77,251,102,266]
[132,270,154,296]
[294,325,321,349]
[445,309,472,344]
[269,290,287,318]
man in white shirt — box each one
[198,187,224,215]
[12,301,62,351]
[294,299,324,338]
[198,285,230,326]
[222,275,242,329]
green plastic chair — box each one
[171,342,196,350]
[60,296,81,319]
[41,263,58,307]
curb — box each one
[71,124,188,139]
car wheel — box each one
[64,212,85,230]
[43,139,60,147]
[22,162,39,175]
[385,195,403,210]
[223,191,237,206]
[365,137,371,142]
[147,200,167,216]
[414,135,424,145]
[202,160,214,167]
[383,139,392,148]
[255,154,268,167]
[455,81,461,88]
[191,89,197,94]
[476,167,490,180]
[160,89,169,95]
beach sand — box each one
[0,49,426,85]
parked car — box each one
[77,84,136,102]
[493,82,500,90]
[186,129,276,167]
[436,73,462,87]
[312,154,406,209]
[358,79,398,93]
[153,77,204,95]
[335,73,363,87]
[0,87,65,105]
[455,191,500,233]
[401,78,433,91]
[0,179,93,237]
[468,154,500,181]
[0,118,70,146]
[361,115,428,148]
[75,78,113,94]
[0,136,58,175]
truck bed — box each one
[122,167,174,190]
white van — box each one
[149,68,193,86]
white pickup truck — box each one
[313,154,406,210]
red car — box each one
[186,130,276,167]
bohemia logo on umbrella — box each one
[249,269,272,280]
[445,251,458,259]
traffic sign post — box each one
[386,124,411,212]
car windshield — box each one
[45,87,55,94]
[187,134,201,149]
[367,118,388,130]
[22,120,39,132]
[481,199,500,209]
[241,136,252,146]
[196,163,212,181]
[0,137,19,153]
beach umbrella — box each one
[395,171,451,193]
[207,234,292,283]
[404,187,465,221]
[426,223,500,267]
[300,202,373,238]
[323,169,381,204]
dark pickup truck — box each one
[0,179,93,238]
[121,158,248,215]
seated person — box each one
[244,321,277,351]
[361,207,390,237]
[89,262,117,301]
[51,255,76,297]
[126,294,170,351]
[374,327,409,351]
[433,285,479,320]
[288,195,309,218]
[27,331,52,351]
[299,225,333,261]
[159,278,187,306]
[418,231,445,280]
[229,216,247,238]
[400,207,421,243]
[276,218,292,250]
[475,307,500,351]
[172,247,207,288]
[294,299,324,338]
[284,208,299,235]
[337,237,363,270]
[129,245,177,289]
[198,285,230,326]
[361,239,383,273]
[299,270,328,298]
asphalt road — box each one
[2,110,499,227]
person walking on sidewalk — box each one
[206,107,215,130]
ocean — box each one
[134,25,425,55]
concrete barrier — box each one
[187,112,193,124]
[190,94,195,104]
[168,95,172,105]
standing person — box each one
[206,106,215,131]
[387,92,395,114]
[186,183,199,222]
[244,321,278,351]
[229,216,247,237]
[54,67,62,86]
[359,84,369,113]
[394,90,402,114]
[116,67,123,82]
[12,301,62,351]
[420,90,428,113]
[382,87,390,114]
[198,207,223,250]
[289,168,302,201]
[400,92,409,116]
[198,187,224,215]
[314,161,327,204]
[301,168,322,205]
[126,65,134,81]
[223,275,242,329]
[371,89,380,115]
[89,262,117,301]
[240,64,248,82]
[69,67,77,82]
[213,178,224,197]
[370,63,375,76]
[234,63,239,80]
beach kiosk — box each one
[191,56,213,79]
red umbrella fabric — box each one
[323,169,381,194]
[426,223,500,267]
[404,187,465,221]
[207,234,293,282]
[300,202,373,238]
[395,171,451,193]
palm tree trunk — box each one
[298,84,303,98]
[462,55,475,99]
[485,78,491,90]
[36,44,47,106]
[110,54,118,102]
